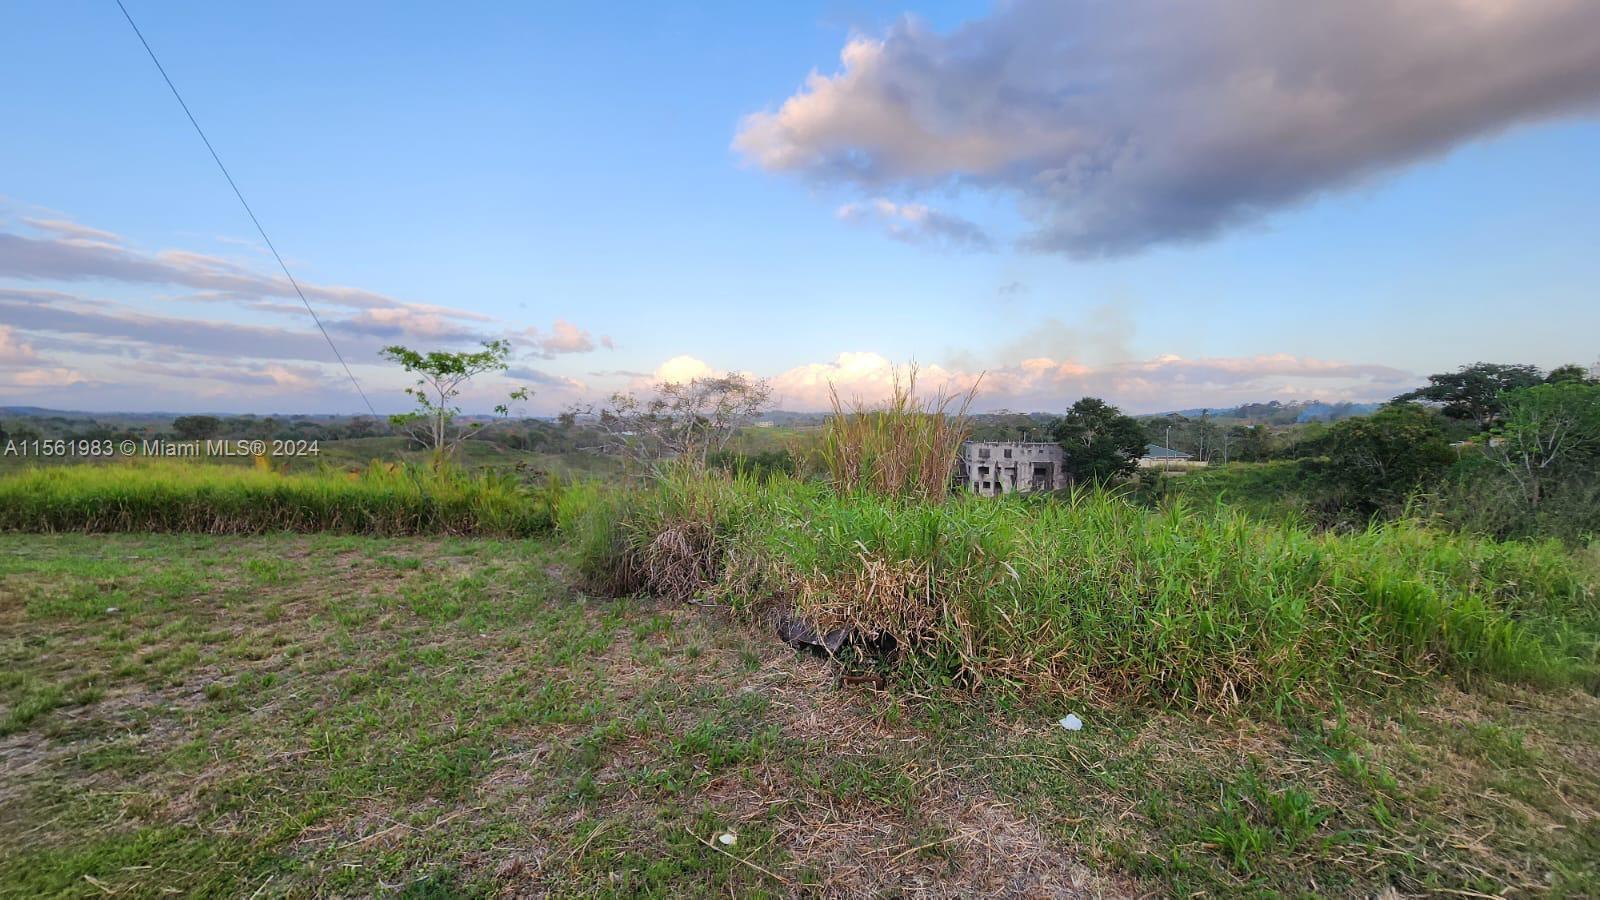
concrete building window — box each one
[1003,448,1012,458]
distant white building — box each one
[956,441,1069,496]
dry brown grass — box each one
[822,366,977,502]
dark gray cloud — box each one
[0,293,368,363]
[0,228,493,324]
[506,366,584,390]
[737,0,1600,257]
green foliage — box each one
[573,472,1600,710]
[1485,382,1600,505]
[966,410,1058,442]
[1430,381,1600,542]
[1545,363,1599,385]
[1393,362,1545,429]
[0,460,566,536]
[1231,423,1273,461]
[706,448,796,481]
[379,339,529,457]
[1199,770,1332,872]
[170,415,222,440]
[1301,403,1455,518]
[1052,397,1147,483]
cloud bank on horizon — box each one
[642,351,1415,416]
[735,0,1600,256]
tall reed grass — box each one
[574,470,1600,709]
[0,460,561,536]
[821,367,975,502]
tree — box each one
[1052,397,1147,484]
[379,340,530,458]
[1192,410,1218,462]
[1233,423,1272,462]
[1307,403,1454,514]
[344,415,381,439]
[171,415,221,440]
[1480,382,1600,508]
[568,372,773,470]
[1545,363,1598,385]
[1393,362,1544,430]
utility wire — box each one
[114,0,380,417]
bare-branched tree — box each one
[564,372,773,471]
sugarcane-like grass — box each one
[821,367,975,502]
[0,459,558,536]
[573,470,1600,710]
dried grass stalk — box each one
[822,366,978,502]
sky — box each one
[2,0,1598,416]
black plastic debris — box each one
[776,615,852,655]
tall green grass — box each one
[0,460,562,536]
[573,470,1600,709]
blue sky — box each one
[2,0,1598,414]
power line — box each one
[114,0,380,418]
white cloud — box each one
[836,198,992,251]
[1,367,94,389]
[20,217,123,244]
[515,318,602,358]
[0,325,41,366]
[736,0,1600,256]
[652,355,720,384]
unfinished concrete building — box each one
[956,441,1068,496]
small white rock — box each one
[104,607,120,614]
[1059,713,1084,732]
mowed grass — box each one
[0,460,558,536]
[2,535,1598,896]
[0,535,1106,897]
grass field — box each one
[4,534,1597,897]
[0,461,562,536]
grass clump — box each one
[0,460,563,536]
[574,472,1600,709]
[821,367,974,502]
